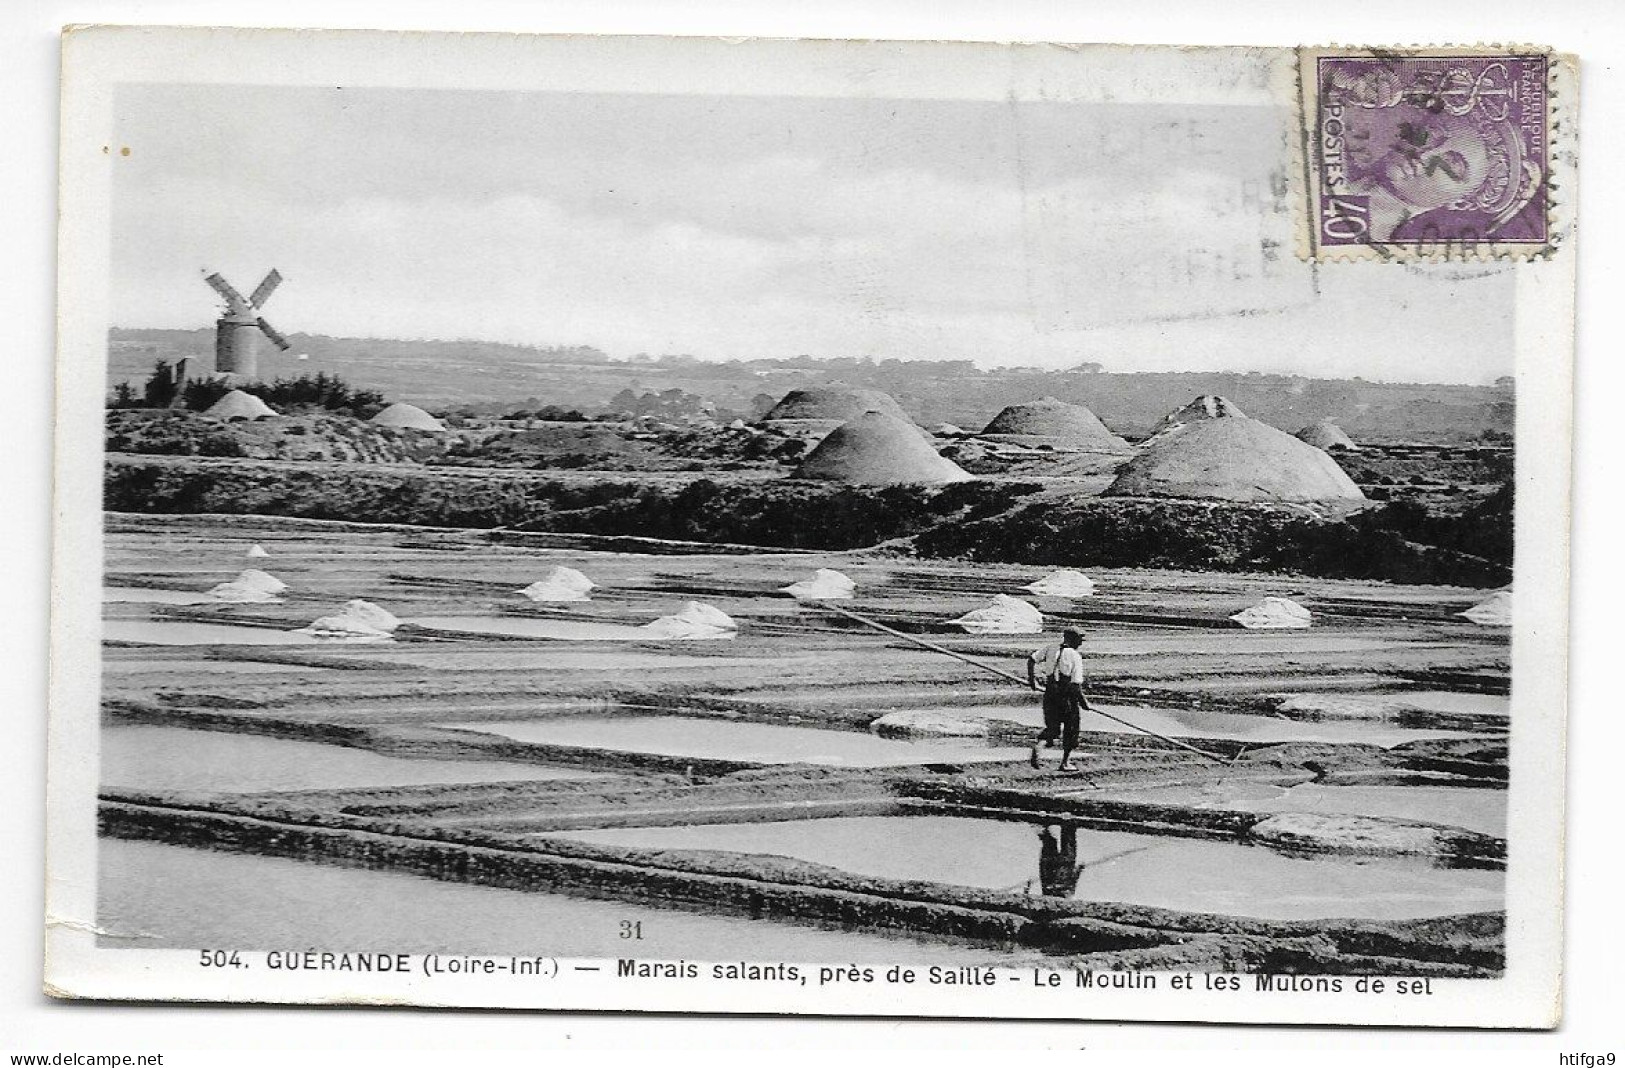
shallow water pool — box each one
[101,724,612,794]
[412,615,732,642]
[97,838,1020,963]
[558,815,1504,922]
[102,621,319,646]
[448,715,1029,768]
[103,587,217,605]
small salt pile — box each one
[953,594,1043,635]
[1459,590,1511,627]
[781,568,856,601]
[1230,596,1312,630]
[1024,569,1096,597]
[642,601,738,640]
[519,566,597,603]
[301,599,401,641]
[207,568,288,603]
[245,544,271,559]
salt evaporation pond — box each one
[98,838,1018,963]
[1233,784,1507,838]
[103,659,309,676]
[448,715,1029,768]
[413,615,730,642]
[965,702,1486,748]
[1094,780,1506,837]
[1386,692,1510,716]
[103,587,217,605]
[559,816,1504,922]
[102,724,612,794]
[362,651,774,673]
[102,621,321,646]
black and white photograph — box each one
[39,26,1575,1030]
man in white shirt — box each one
[1026,627,1089,772]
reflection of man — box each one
[1027,627,1089,772]
[1037,824,1084,898]
[1327,65,1543,243]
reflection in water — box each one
[1037,825,1083,898]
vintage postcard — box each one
[47,27,1575,1027]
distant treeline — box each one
[108,328,1515,443]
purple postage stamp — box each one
[1307,51,1551,258]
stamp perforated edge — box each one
[1292,44,1576,264]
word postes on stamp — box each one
[1302,49,1557,261]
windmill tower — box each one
[203,269,291,379]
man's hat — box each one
[1062,627,1084,643]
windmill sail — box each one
[249,269,283,308]
[255,317,292,350]
[203,272,252,315]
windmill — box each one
[202,268,291,379]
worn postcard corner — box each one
[46,25,1573,1028]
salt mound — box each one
[782,568,857,601]
[1460,591,1511,626]
[1295,420,1361,452]
[1230,597,1312,630]
[302,599,401,640]
[203,390,277,420]
[642,601,738,640]
[245,544,271,559]
[1024,569,1097,597]
[1104,415,1366,502]
[760,386,911,425]
[235,569,287,593]
[206,580,280,603]
[370,402,447,431]
[954,594,1043,635]
[1145,394,1248,440]
[794,411,973,486]
[980,397,1131,454]
[931,423,965,436]
[520,566,597,603]
[207,568,287,601]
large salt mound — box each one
[1230,597,1312,630]
[794,411,973,486]
[980,397,1131,454]
[782,568,856,601]
[1024,569,1097,597]
[1295,420,1361,452]
[954,594,1043,635]
[642,601,738,639]
[760,387,911,425]
[302,599,401,640]
[370,402,447,431]
[1144,394,1248,440]
[1460,591,1511,626]
[1104,416,1366,502]
[203,390,277,420]
[520,566,597,603]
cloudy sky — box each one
[111,84,1515,383]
